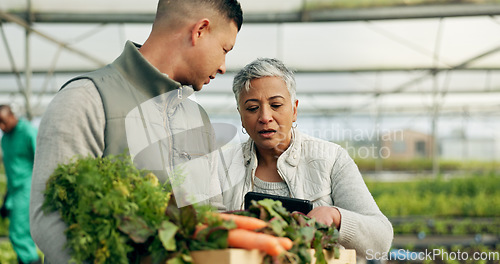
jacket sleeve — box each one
[30,80,105,264]
[330,147,393,258]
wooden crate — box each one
[190,248,356,264]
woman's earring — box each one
[292,122,297,128]
[242,127,247,134]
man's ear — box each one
[191,18,210,46]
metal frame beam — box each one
[0,10,108,66]
[3,3,500,119]
[302,3,500,22]
[2,89,500,96]
[2,3,500,24]
[2,67,500,75]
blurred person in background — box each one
[30,0,243,263]
[220,58,393,258]
[0,105,40,264]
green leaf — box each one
[320,226,340,250]
[300,226,315,243]
[181,253,192,262]
[180,204,197,236]
[166,193,198,237]
[334,246,340,259]
[191,226,228,251]
[165,195,181,224]
[205,227,228,249]
[269,218,285,236]
[159,221,179,251]
[118,216,146,237]
[166,256,184,264]
[313,232,327,264]
[257,199,283,219]
[297,247,312,264]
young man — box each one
[29,0,243,263]
[0,105,40,264]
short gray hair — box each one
[232,58,296,108]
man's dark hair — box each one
[156,0,243,31]
[212,0,243,31]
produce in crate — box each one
[43,155,341,264]
[43,154,173,263]
[227,199,341,264]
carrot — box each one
[277,237,293,250]
[218,213,268,230]
[227,229,285,256]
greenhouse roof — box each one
[1,0,500,117]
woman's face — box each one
[238,76,298,155]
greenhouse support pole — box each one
[24,0,33,120]
[431,18,444,178]
[431,80,439,178]
[374,72,383,172]
[0,22,25,96]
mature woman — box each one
[220,58,393,257]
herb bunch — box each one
[43,154,171,264]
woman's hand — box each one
[307,206,341,229]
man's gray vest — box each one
[61,41,215,192]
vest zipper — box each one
[177,87,182,99]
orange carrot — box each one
[277,237,293,250]
[227,229,285,256]
[218,213,268,230]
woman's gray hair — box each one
[232,58,296,108]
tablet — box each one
[244,191,313,214]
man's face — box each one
[188,21,239,91]
[0,112,17,133]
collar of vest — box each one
[113,41,191,98]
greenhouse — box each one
[1,0,499,263]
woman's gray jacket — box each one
[219,128,394,257]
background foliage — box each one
[366,173,500,217]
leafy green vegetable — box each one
[43,154,230,264]
[237,199,341,264]
[43,154,171,264]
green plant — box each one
[0,180,8,237]
[43,154,173,264]
[0,218,8,237]
[366,174,500,217]
[0,241,17,264]
[354,158,500,174]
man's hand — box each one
[307,206,341,229]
